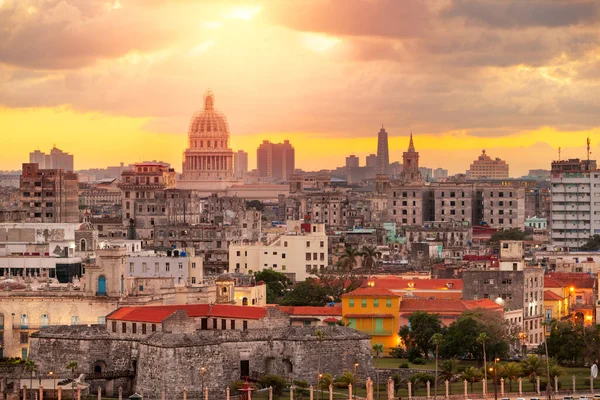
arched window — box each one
[242,297,248,306]
[93,361,106,374]
[200,140,204,148]
[221,287,228,295]
[80,239,86,252]
[97,275,107,296]
[20,314,28,329]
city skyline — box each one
[1,0,600,175]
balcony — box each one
[357,329,393,336]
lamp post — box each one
[354,363,359,377]
[491,357,499,400]
[49,372,56,398]
[200,367,206,394]
[318,373,323,400]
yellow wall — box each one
[341,295,401,354]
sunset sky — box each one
[1,0,600,176]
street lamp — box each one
[492,357,500,400]
[200,367,206,394]
[318,373,323,400]
[49,372,56,397]
[354,363,359,376]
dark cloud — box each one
[443,0,600,29]
[0,0,175,70]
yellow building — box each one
[543,290,567,323]
[341,287,401,353]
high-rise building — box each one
[468,150,509,179]
[181,90,234,181]
[376,126,389,175]
[346,155,359,168]
[29,146,74,172]
[20,163,79,223]
[366,154,378,169]
[400,133,421,183]
[257,140,295,182]
[433,168,448,180]
[550,158,599,250]
[234,150,248,179]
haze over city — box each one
[2,0,600,175]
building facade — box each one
[20,163,79,223]
[29,146,74,172]
[233,150,248,179]
[257,140,295,182]
[468,150,509,179]
[376,127,389,175]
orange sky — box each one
[1,0,600,176]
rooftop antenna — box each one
[587,134,591,162]
[558,147,561,161]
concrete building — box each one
[387,184,429,226]
[366,154,378,169]
[376,126,390,175]
[257,140,295,182]
[20,163,79,223]
[481,186,526,229]
[431,183,477,225]
[126,249,204,287]
[468,150,509,179]
[404,220,472,251]
[29,146,74,172]
[233,150,248,179]
[228,221,328,281]
[433,168,448,180]
[462,241,544,348]
[550,158,599,250]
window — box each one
[41,314,49,327]
[20,332,28,344]
[361,299,367,308]
[349,299,354,307]
[243,320,248,331]
[306,241,310,248]
[166,263,170,271]
[374,299,379,307]
[98,316,106,325]
[192,262,196,269]
[231,320,236,330]
[386,299,392,308]
[122,322,127,333]
[320,241,324,248]
[142,262,148,273]
[71,316,79,325]
[192,277,196,284]
[129,262,134,273]
[132,323,137,334]
[213,318,218,329]
[222,319,227,330]
[179,262,183,269]
[112,321,117,333]
[152,324,157,332]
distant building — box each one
[366,154,378,169]
[468,150,509,179]
[400,133,421,183]
[346,155,359,168]
[433,168,448,180]
[376,126,390,175]
[20,163,79,223]
[234,150,248,179]
[29,146,74,172]
[257,140,295,182]
[527,169,551,180]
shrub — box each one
[412,357,426,365]
[389,347,406,359]
[258,374,288,396]
[399,363,410,369]
[407,347,422,363]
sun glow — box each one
[226,5,261,21]
[301,33,340,53]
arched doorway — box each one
[93,361,106,374]
[80,239,86,252]
[97,275,107,295]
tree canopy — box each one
[279,279,330,306]
[254,270,291,304]
[581,235,600,251]
[489,228,530,243]
[399,311,443,359]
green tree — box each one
[66,361,78,399]
[477,333,489,385]
[399,312,443,359]
[314,267,366,302]
[339,247,360,271]
[318,373,334,390]
[461,367,484,393]
[501,362,522,392]
[335,371,357,388]
[489,228,530,243]
[521,355,543,383]
[581,235,600,251]
[245,200,264,211]
[280,279,329,306]
[546,321,584,366]
[439,359,460,393]
[258,375,288,396]
[431,333,444,399]
[360,246,381,274]
[24,359,37,394]
[254,269,291,303]
[373,344,384,359]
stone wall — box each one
[30,325,374,399]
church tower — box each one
[400,132,422,182]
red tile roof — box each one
[342,287,400,297]
[323,317,340,323]
[344,313,395,318]
[368,277,463,291]
[544,277,564,288]
[277,306,342,316]
[106,304,267,323]
[399,298,502,314]
[546,273,596,289]
[544,290,563,301]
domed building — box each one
[181,90,235,182]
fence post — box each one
[23,385,27,400]
[226,387,230,400]
[269,387,273,400]
[387,378,394,400]
[536,377,540,395]
[500,378,504,396]
[445,380,449,399]
[407,382,411,400]
[366,378,373,400]
[58,386,62,400]
[310,385,314,400]
[40,386,44,400]
[183,387,187,400]
[290,385,294,400]
[204,387,208,400]
[518,377,522,396]
[118,387,122,400]
[555,376,559,394]
[329,384,333,400]
[97,386,101,400]
[573,375,576,395]
[463,380,467,399]
[426,381,430,400]
[76,387,80,400]
[348,383,353,400]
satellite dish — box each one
[592,364,598,379]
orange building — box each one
[398,298,502,327]
[367,276,463,300]
[544,273,596,325]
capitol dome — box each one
[188,90,230,145]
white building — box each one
[126,249,204,287]
[550,158,600,250]
[228,221,328,281]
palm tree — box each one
[461,367,484,393]
[24,359,37,394]
[335,371,357,388]
[477,332,488,391]
[319,373,334,390]
[373,344,384,359]
[360,246,381,274]
[431,333,444,400]
[521,355,543,383]
[501,362,522,392]
[439,360,459,394]
[339,247,360,271]
[66,361,78,399]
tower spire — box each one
[408,131,415,152]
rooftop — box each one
[107,304,267,323]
